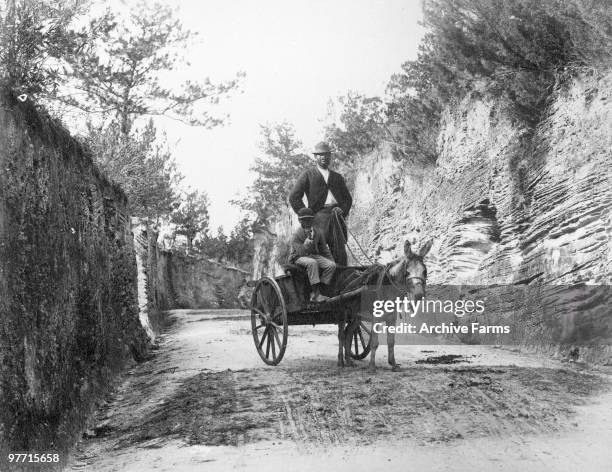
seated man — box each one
[289,208,336,302]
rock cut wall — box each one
[349,71,612,361]
[134,224,251,313]
[0,91,148,449]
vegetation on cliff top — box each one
[384,0,612,163]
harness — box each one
[333,211,427,290]
[378,262,426,294]
[329,212,428,297]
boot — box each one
[310,284,330,303]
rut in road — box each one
[80,360,607,451]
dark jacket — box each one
[288,227,334,263]
[288,167,353,217]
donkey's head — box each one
[388,239,433,301]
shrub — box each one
[387,0,612,163]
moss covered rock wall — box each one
[0,91,148,450]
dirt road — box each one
[68,309,612,472]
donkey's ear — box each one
[419,239,434,258]
[404,240,413,258]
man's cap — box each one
[313,142,332,155]
[297,208,315,220]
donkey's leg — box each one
[387,313,401,371]
[368,330,379,372]
[343,316,356,367]
[337,317,345,367]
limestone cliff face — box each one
[350,71,611,287]
[252,71,612,361]
[353,71,611,361]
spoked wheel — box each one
[347,318,372,360]
[250,277,288,365]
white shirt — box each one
[317,165,338,205]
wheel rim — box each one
[347,318,372,360]
[251,277,288,365]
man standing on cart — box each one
[288,142,353,266]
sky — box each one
[145,0,425,230]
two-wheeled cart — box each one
[250,265,374,365]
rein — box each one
[331,211,428,294]
[334,212,373,264]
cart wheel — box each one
[250,277,288,365]
[347,318,372,360]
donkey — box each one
[338,239,433,371]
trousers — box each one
[313,207,348,266]
[295,255,336,286]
